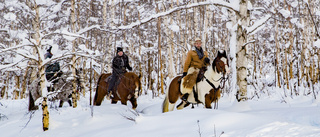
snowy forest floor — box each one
[1,92,320,137]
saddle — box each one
[105,74,122,91]
[178,67,207,83]
[196,67,207,82]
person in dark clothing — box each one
[44,46,53,59]
[107,47,132,98]
[44,46,62,84]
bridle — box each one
[204,73,228,90]
[204,60,229,90]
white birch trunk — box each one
[71,0,78,108]
[108,0,115,73]
[32,3,49,130]
[164,1,174,79]
[236,0,249,102]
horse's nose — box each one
[134,90,139,98]
[226,67,230,74]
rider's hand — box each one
[182,72,187,77]
[127,66,132,71]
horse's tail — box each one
[162,93,170,113]
[93,74,104,105]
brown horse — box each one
[94,72,141,109]
[162,50,230,113]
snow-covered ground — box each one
[1,94,320,137]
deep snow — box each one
[1,93,320,137]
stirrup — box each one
[107,91,114,99]
[181,93,189,101]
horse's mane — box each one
[212,51,227,74]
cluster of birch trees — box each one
[0,0,319,131]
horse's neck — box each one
[204,65,222,86]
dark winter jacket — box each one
[112,54,132,74]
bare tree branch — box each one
[305,3,320,39]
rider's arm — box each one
[112,57,120,69]
[183,51,192,73]
[125,55,132,71]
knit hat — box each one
[117,47,123,53]
[47,46,52,52]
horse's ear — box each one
[223,50,227,57]
[217,51,222,56]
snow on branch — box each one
[247,15,271,35]
[0,44,38,61]
[0,58,27,70]
[117,0,238,30]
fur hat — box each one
[117,47,123,53]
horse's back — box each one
[100,73,112,81]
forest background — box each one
[0,0,320,131]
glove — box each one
[182,72,187,77]
[127,66,132,71]
[204,57,210,64]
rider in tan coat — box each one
[181,38,210,101]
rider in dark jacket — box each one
[107,47,132,98]
[44,46,62,84]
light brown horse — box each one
[162,50,229,113]
[94,72,141,109]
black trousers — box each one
[107,72,121,92]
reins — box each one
[204,73,228,90]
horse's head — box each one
[135,74,142,98]
[212,50,230,75]
[126,72,142,98]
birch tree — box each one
[235,0,249,101]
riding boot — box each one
[108,90,114,99]
[107,74,117,99]
[181,93,189,101]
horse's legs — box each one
[205,89,221,109]
[67,99,72,107]
[111,99,117,104]
[129,98,137,110]
[162,96,177,112]
[120,98,127,105]
[59,100,64,107]
[176,101,190,110]
[205,94,213,109]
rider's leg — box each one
[180,67,200,101]
[107,74,118,98]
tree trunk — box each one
[42,97,49,131]
[21,66,29,99]
[32,2,49,130]
[165,1,175,79]
[194,0,199,36]
[156,4,164,95]
[13,75,20,100]
[236,0,249,102]
[71,0,78,108]
[1,72,9,99]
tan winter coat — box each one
[183,47,209,72]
